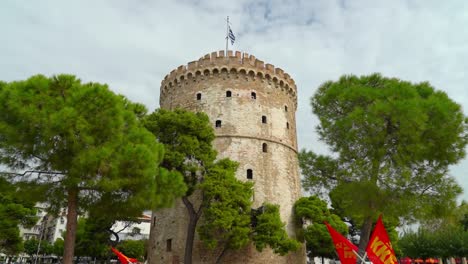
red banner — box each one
[325,222,358,264]
[366,215,397,264]
[111,247,139,264]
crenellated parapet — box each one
[160,50,297,103]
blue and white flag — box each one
[228,27,235,45]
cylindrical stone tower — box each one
[150,50,305,263]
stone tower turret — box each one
[150,50,305,263]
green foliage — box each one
[41,240,54,255]
[294,196,348,259]
[399,227,446,258]
[253,204,301,255]
[0,73,169,209]
[301,73,467,246]
[454,201,468,231]
[116,240,146,261]
[143,108,216,194]
[198,159,254,250]
[22,239,53,256]
[0,74,180,261]
[198,160,299,260]
[0,178,37,254]
[74,218,109,258]
[52,238,64,256]
[23,239,39,256]
[143,108,216,263]
[399,202,468,258]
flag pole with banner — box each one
[225,16,235,53]
[325,222,361,264]
[365,215,398,264]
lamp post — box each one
[34,216,47,264]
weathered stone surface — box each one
[150,51,305,264]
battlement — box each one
[160,50,297,100]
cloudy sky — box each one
[1,0,467,201]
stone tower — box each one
[150,50,305,263]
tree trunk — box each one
[358,216,374,260]
[63,189,78,264]
[215,246,228,264]
[182,196,201,264]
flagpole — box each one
[352,250,367,264]
[225,16,229,54]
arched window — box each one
[251,92,256,99]
[196,93,202,100]
[226,90,232,97]
[215,120,222,128]
[284,105,288,112]
[262,143,268,153]
[262,115,267,124]
[286,122,289,129]
[247,169,253,179]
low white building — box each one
[19,203,48,241]
[20,203,151,244]
[111,214,151,241]
[19,203,66,243]
[43,209,67,243]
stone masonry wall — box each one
[150,50,306,264]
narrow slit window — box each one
[285,105,288,112]
[286,122,289,129]
[262,143,268,153]
[247,169,253,179]
[251,92,256,99]
[153,216,157,227]
[215,120,222,128]
[226,90,232,97]
[166,239,172,252]
[196,93,202,100]
[262,116,267,124]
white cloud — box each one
[1,0,467,201]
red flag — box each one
[366,215,397,264]
[325,222,358,264]
[111,247,138,264]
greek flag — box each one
[228,27,235,45]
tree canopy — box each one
[116,239,146,261]
[294,196,347,260]
[144,108,215,264]
[300,73,467,251]
[198,159,253,262]
[399,201,468,259]
[252,204,301,256]
[0,74,183,263]
[144,109,299,263]
[0,178,37,255]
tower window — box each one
[251,92,256,99]
[262,143,268,153]
[226,90,232,97]
[286,122,289,129]
[196,93,202,100]
[247,169,253,179]
[166,239,172,252]
[262,116,267,124]
[285,105,288,112]
[215,120,222,128]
